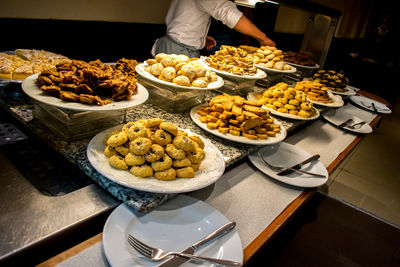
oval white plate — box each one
[308,91,344,108]
[255,64,297,74]
[328,86,356,96]
[248,142,328,188]
[103,195,243,267]
[322,108,373,134]
[201,56,267,81]
[87,125,225,194]
[247,92,320,121]
[135,62,224,90]
[190,104,287,145]
[349,95,392,114]
[285,61,319,70]
[22,73,149,111]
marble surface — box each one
[0,82,324,212]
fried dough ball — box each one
[161,67,176,80]
[172,75,191,86]
[150,63,164,76]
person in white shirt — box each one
[151,0,275,57]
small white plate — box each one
[285,62,320,70]
[255,63,297,74]
[135,63,224,90]
[322,108,373,134]
[22,73,149,111]
[87,125,225,194]
[350,95,392,114]
[308,91,344,108]
[103,195,243,267]
[190,104,287,145]
[328,86,356,96]
[247,92,320,121]
[201,56,267,81]
[248,142,328,188]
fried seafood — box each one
[36,58,139,105]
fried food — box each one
[295,80,333,103]
[36,58,139,105]
[257,82,316,118]
[196,94,281,139]
[104,119,206,180]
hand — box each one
[259,36,276,47]
[205,36,217,50]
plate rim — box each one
[248,142,329,188]
[86,125,226,194]
[201,56,267,80]
[322,109,373,134]
[102,195,243,267]
[135,62,224,90]
[349,95,392,114]
[190,104,287,145]
[247,92,320,121]
[21,73,149,111]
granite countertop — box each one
[0,81,319,212]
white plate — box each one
[328,86,356,96]
[87,125,225,194]
[190,104,287,145]
[349,95,392,114]
[308,91,344,107]
[255,63,297,74]
[286,61,320,70]
[322,108,373,134]
[201,56,267,81]
[103,195,243,267]
[247,92,320,121]
[248,142,328,188]
[21,73,149,111]
[135,62,224,90]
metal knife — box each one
[337,119,353,128]
[157,221,236,267]
[277,154,320,176]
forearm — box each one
[233,14,275,46]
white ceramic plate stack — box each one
[102,194,243,267]
[248,142,328,188]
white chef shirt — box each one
[166,0,243,49]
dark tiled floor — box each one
[246,193,400,267]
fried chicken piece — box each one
[59,91,79,102]
[59,83,78,91]
[41,85,61,97]
[36,76,54,87]
[79,94,110,105]
[75,84,94,95]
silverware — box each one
[360,101,390,113]
[277,154,320,176]
[157,221,236,267]
[257,151,326,178]
[371,102,379,113]
[337,118,353,128]
[127,234,242,266]
[347,121,366,129]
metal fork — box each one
[347,121,366,129]
[127,234,242,266]
[258,151,325,177]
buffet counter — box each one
[0,78,389,265]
